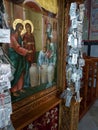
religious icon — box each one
[8,19,34,96]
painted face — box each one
[18,25,23,34]
[15,23,23,34]
[43,47,47,53]
[25,23,31,32]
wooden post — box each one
[60,99,80,130]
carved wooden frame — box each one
[9,0,65,129]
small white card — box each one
[70,2,77,10]
[74,38,78,48]
[79,4,85,11]
[0,29,10,43]
[71,18,78,29]
[72,53,78,65]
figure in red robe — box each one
[23,22,36,88]
[23,22,36,63]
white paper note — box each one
[0,29,10,43]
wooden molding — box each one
[12,85,57,111]
[11,86,61,129]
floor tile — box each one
[78,100,98,130]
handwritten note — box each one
[0,29,10,43]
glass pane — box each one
[4,1,58,102]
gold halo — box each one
[13,19,23,30]
[23,20,34,33]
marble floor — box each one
[78,100,98,130]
